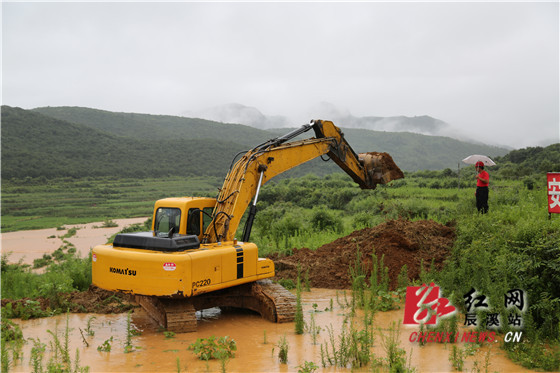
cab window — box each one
[187,207,214,237]
[154,207,181,237]
[203,207,214,232]
[187,208,201,236]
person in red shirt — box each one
[475,161,489,213]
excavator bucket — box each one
[359,152,405,186]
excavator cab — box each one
[152,197,216,241]
[102,197,218,256]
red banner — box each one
[547,173,560,214]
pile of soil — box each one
[269,219,455,290]
[1,285,136,314]
[68,285,136,313]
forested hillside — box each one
[493,143,560,176]
[33,106,273,146]
[37,107,508,171]
[2,105,512,180]
[1,106,246,179]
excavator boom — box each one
[203,119,403,243]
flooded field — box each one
[1,217,148,265]
[2,221,533,372]
[7,288,531,373]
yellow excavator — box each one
[92,120,403,332]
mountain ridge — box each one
[2,105,510,180]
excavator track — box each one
[135,295,198,333]
[137,280,295,332]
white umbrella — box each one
[462,155,496,166]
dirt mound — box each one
[269,219,455,290]
[1,285,136,314]
[68,285,137,313]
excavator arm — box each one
[202,120,404,243]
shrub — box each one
[188,336,237,361]
[295,277,304,335]
[310,208,342,232]
[276,335,289,364]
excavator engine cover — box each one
[113,232,200,252]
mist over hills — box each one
[183,103,292,130]
[2,105,509,180]
[185,102,475,142]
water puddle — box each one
[8,289,531,372]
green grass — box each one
[1,176,221,231]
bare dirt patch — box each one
[1,285,137,314]
[269,218,455,290]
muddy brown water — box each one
[10,289,531,373]
[1,218,149,265]
[3,222,532,372]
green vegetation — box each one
[275,335,289,364]
[317,246,406,371]
[294,275,305,335]
[32,105,273,146]
[1,250,91,314]
[378,322,410,372]
[1,176,220,232]
[296,360,319,373]
[124,310,141,353]
[188,336,237,361]
[97,337,113,352]
[494,143,560,176]
[1,106,249,180]
[320,322,375,369]
[1,320,24,372]
[251,171,465,256]
[85,316,96,337]
[449,345,465,371]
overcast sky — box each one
[2,1,559,149]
